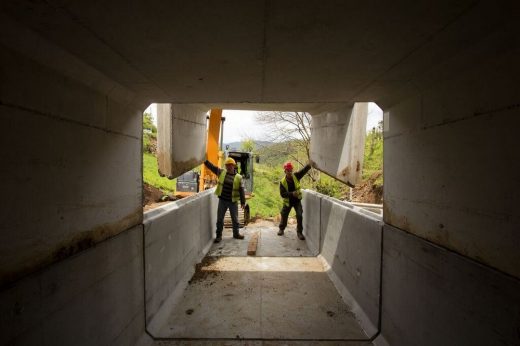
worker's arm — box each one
[279,182,291,198]
[294,163,312,180]
[203,160,221,176]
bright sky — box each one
[144,102,383,143]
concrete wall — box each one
[383,17,520,280]
[0,226,151,346]
[301,191,322,255]
[0,21,144,288]
[0,17,149,345]
[143,190,217,334]
[303,190,383,338]
[375,225,520,346]
[379,10,520,343]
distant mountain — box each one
[223,140,273,151]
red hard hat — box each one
[283,162,293,171]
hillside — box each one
[224,140,272,151]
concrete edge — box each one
[372,334,390,346]
[318,255,377,338]
[303,189,383,223]
[143,188,215,224]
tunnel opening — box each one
[142,103,384,215]
[141,103,384,341]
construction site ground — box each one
[155,222,369,342]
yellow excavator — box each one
[175,109,253,227]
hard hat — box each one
[224,157,236,166]
[283,162,293,171]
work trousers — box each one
[279,201,303,233]
[216,198,239,236]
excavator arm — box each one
[199,109,224,191]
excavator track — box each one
[224,204,250,228]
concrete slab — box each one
[319,198,382,336]
[310,103,368,186]
[302,191,322,256]
[156,103,208,178]
[156,257,368,341]
[206,227,256,257]
[0,226,146,346]
[144,191,215,330]
[207,221,313,257]
[379,224,520,346]
[256,225,314,257]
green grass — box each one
[363,131,383,185]
[143,152,176,194]
[248,164,296,218]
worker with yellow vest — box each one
[204,157,246,243]
[278,161,313,240]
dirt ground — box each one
[351,171,383,204]
[143,183,164,206]
[143,183,178,211]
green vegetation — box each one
[143,112,156,154]
[142,113,176,194]
[363,122,384,185]
[248,123,383,216]
[240,138,255,152]
[142,111,383,213]
[143,152,176,194]
[248,164,283,217]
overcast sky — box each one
[145,103,383,143]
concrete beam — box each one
[310,103,368,186]
[156,104,208,179]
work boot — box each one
[297,232,305,240]
[214,236,222,243]
[277,229,284,236]
[233,233,245,239]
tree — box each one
[143,112,156,133]
[240,138,255,152]
[256,111,319,183]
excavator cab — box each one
[226,151,254,197]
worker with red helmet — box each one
[278,160,313,239]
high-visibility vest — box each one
[281,175,302,206]
[215,170,242,202]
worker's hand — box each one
[292,191,298,197]
[240,204,245,210]
[309,160,317,168]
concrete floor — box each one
[207,220,316,257]
[155,340,373,345]
[156,231,368,341]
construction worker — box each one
[278,161,313,240]
[204,157,246,243]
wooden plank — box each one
[247,232,259,256]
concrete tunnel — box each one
[0,1,519,345]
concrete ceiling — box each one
[1,1,515,109]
